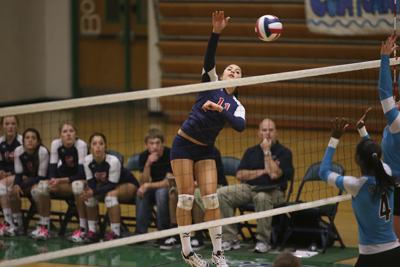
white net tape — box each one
[0,194,351,267]
[1,58,396,117]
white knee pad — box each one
[85,197,98,207]
[0,184,8,197]
[177,194,194,211]
[38,180,49,195]
[31,188,39,202]
[104,196,119,208]
[202,193,219,209]
[72,181,84,195]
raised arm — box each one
[201,11,230,83]
[379,35,400,133]
[356,107,371,140]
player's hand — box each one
[356,107,371,129]
[381,34,398,55]
[0,171,6,180]
[331,117,349,139]
[11,185,23,199]
[81,186,93,201]
[212,11,230,34]
[48,178,58,192]
[202,100,223,112]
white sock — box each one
[3,208,13,225]
[79,218,87,231]
[12,213,23,226]
[110,223,120,236]
[40,216,50,229]
[209,226,222,253]
[179,230,192,256]
[88,220,97,233]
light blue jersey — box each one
[379,55,400,177]
[319,142,399,255]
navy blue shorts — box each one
[170,134,214,162]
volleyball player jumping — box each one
[170,11,245,267]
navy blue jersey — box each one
[237,141,294,189]
[180,33,245,146]
[49,138,87,181]
[13,145,49,189]
[84,153,139,196]
[320,140,399,254]
[139,147,172,182]
[0,134,22,174]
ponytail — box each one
[357,139,399,193]
[371,153,398,193]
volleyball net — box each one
[0,58,396,266]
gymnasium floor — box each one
[5,106,363,266]
[0,234,357,267]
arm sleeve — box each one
[92,182,117,196]
[69,140,88,182]
[20,147,49,189]
[379,55,400,134]
[201,32,220,83]
[84,156,93,181]
[0,153,4,171]
[69,165,85,182]
[48,140,59,178]
[220,109,246,132]
[13,147,23,186]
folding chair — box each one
[279,162,346,253]
[220,157,241,177]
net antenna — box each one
[394,0,398,100]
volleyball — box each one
[255,15,282,42]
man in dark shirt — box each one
[134,128,172,239]
[218,118,294,253]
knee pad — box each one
[202,193,219,209]
[38,180,49,195]
[104,196,119,208]
[31,188,39,202]
[85,197,98,207]
[177,194,194,211]
[0,184,8,197]
[72,181,84,195]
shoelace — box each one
[213,252,227,264]
[39,227,48,236]
[190,253,206,266]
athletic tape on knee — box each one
[72,181,84,195]
[104,196,119,208]
[0,184,8,196]
[177,194,194,211]
[31,188,39,202]
[202,193,219,209]
[38,180,49,195]
[85,197,98,207]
